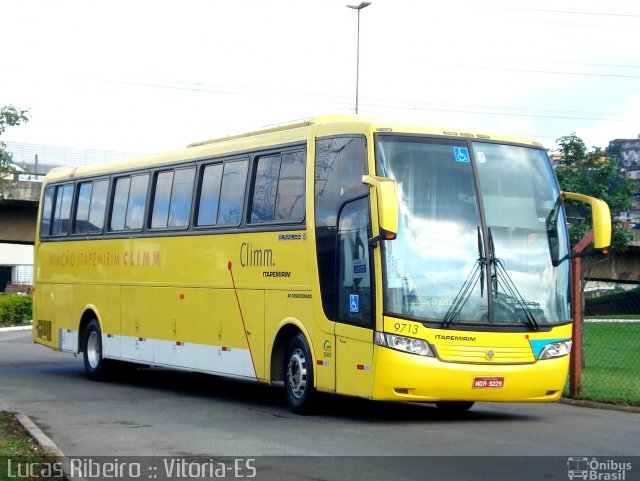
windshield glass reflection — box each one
[376,135,570,327]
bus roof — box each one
[43,114,544,183]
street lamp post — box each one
[347,1,371,114]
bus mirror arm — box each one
[368,230,397,247]
[571,249,610,259]
[551,249,609,268]
[362,175,399,245]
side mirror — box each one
[562,191,612,250]
[362,175,398,244]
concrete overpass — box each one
[0,176,41,245]
[583,248,640,284]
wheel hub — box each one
[87,331,101,369]
[287,348,307,398]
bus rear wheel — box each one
[83,319,112,381]
[284,333,316,414]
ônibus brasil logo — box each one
[567,457,632,481]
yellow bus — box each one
[33,114,611,413]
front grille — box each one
[436,344,534,364]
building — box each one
[0,244,33,293]
[606,135,640,223]
[606,135,640,172]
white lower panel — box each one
[103,334,256,379]
[59,329,79,353]
[65,329,256,380]
[103,333,121,358]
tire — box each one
[284,333,316,414]
[83,319,111,381]
[435,401,475,413]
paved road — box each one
[1,331,638,480]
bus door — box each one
[335,196,375,397]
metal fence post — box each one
[569,231,594,398]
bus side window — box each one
[275,151,305,222]
[218,160,248,226]
[196,159,248,227]
[250,150,305,224]
[51,184,74,236]
[40,186,54,237]
[126,174,149,230]
[197,163,223,226]
[111,177,131,231]
[251,155,281,223]
[110,174,149,231]
[74,179,108,234]
[151,167,195,229]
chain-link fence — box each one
[567,284,640,406]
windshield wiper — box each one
[488,228,539,330]
[443,227,486,328]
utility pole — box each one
[347,2,372,114]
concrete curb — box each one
[14,412,87,481]
[14,412,65,457]
[0,325,32,333]
[560,398,640,413]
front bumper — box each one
[371,345,568,402]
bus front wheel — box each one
[83,319,111,381]
[284,333,316,414]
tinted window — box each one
[314,136,368,321]
[337,197,372,325]
[151,171,173,229]
[275,151,305,222]
[89,181,108,232]
[152,168,195,229]
[110,177,131,231]
[41,186,54,236]
[52,184,74,236]
[251,155,280,223]
[110,174,149,231]
[197,164,223,226]
[126,174,149,230]
[75,180,108,234]
[251,151,305,224]
[75,182,92,233]
[218,160,248,225]
[168,168,195,227]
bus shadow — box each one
[315,394,534,423]
[96,365,537,424]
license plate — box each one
[473,376,504,388]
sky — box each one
[1,0,640,158]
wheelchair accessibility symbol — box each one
[349,294,360,313]
[453,147,471,163]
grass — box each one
[0,412,63,481]
[565,322,640,406]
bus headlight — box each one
[538,340,572,359]
[375,332,434,357]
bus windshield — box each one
[376,135,570,328]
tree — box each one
[555,133,635,250]
[0,105,30,176]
